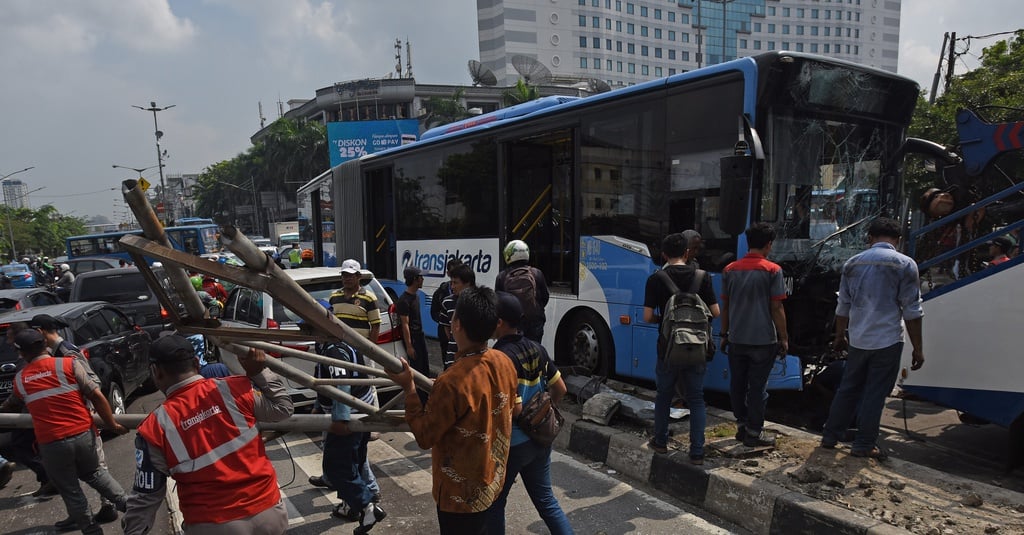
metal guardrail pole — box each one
[0,413,407,433]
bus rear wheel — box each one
[563,310,612,377]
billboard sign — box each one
[327,120,419,167]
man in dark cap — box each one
[31,313,123,525]
[123,335,293,535]
[0,329,127,535]
[397,265,430,385]
[987,236,1014,266]
[486,292,571,535]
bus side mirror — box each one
[719,155,753,236]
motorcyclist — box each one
[54,264,74,301]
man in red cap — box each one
[123,335,293,535]
[0,328,127,535]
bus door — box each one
[364,166,396,281]
[505,129,576,295]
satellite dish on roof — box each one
[511,55,553,85]
[588,78,612,94]
[467,60,497,86]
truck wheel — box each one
[563,310,613,377]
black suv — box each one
[69,266,179,339]
[0,302,151,414]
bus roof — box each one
[363,52,917,165]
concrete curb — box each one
[555,410,912,535]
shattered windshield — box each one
[763,113,899,271]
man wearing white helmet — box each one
[496,240,550,343]
[56,263,75,290]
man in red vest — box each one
[0,328,128,535]
[122,334,293,534]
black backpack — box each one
[314,341,370,409]
[656,269,714,367]
[505,266,542,319]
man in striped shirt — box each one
[329,259,381,342]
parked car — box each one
[1,263,35,288]
[69,267,180,339]
[0,288,62,312]
[64,256,124,276]
[219,266,406,408]
[0,302,151,414]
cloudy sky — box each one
[0,0,1020,221]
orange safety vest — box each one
[137,376,280,525]
[14,357,93,444]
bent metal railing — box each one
[0,179,429,433]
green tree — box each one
[192,118,329,233]
[420,88,471,130]
[0,204,86,259]
[502,79,539,106]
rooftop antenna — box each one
[395,38,403,78]
[405,38,413,79]
[258,101,266,128]
[467,60,498,86]
[511,55,552,85]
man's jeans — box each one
[822,342,903,452]
[727,343,778,436]
[40,430,125,529]
[323,431,373,512]
[485,439,574,535]
[653,357,706,457]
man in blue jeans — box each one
[643,232,719,464]
[821,217,925,459]
[486,292,573,535]
[720,222,789,447]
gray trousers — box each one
[183,500,288,535]
[40,430,126,529]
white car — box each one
[218,266,405,407]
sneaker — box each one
[743,431,777,448]
[647,438,668,454]
[94,502,118,523]
[734,424,746,442]
[0,461,12,489]
[309,475,329,488]
[54,517,78,533]
[332,502,360,522]
[82,523,104,535]
[33,481,59,498]
[354,503,387,534]
[690,454,705,466]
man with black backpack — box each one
[643,232,719,464]
[496,240,550,343]
[720,222,788,448]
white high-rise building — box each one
[2,179,29,209]
[477,0,900,88]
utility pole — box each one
[930,32,950,104]
[695,0,703,68]
[944,32,957,94]
[132,101,175,224]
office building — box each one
[2,179,29,209]
[477,0,901,87]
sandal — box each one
[850,447,888,460]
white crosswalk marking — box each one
[367,432,433,497]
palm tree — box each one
[503,79,539,106]
[420,88,472,130]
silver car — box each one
[218,267,406,407]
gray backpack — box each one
[657,269,714,367]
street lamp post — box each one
[113,163,161,215]
[132,101,175,223]
[0,166,35,261]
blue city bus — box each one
[328,52,919,392]
[67,223,221,263]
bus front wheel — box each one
[563,310,613,377]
